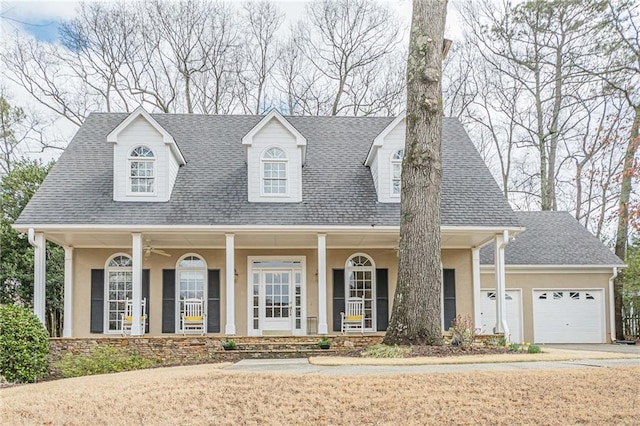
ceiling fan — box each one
[143,242,171,258]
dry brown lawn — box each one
[1,364,639,425]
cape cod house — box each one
[14,108,624,343]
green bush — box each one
[508,343,520,352]
[527,344,541,354]
[362,344,411,358]
[54,346,157,378]
[0,304,50,383]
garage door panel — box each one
[533,290,604,344]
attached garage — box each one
[479,289,523,344]
[533,289,605,343]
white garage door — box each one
[480,290,522,344]
[533,290,605,343]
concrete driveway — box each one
[546,343,640,354]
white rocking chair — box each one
[341,297,365,334]
[181,298,206,335]
[120,298,147,336]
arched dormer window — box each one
[345,254,376,331]
[129,146,155,194]
[391,149,403,196]
[261,147,288,195]
[105,254,132,332]
[175,254,207,333]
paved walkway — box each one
[547,343,640,354]
[224,357,640,375]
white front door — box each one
[480,289,523,344]
[248,258,306,336]
[262,270,293,333]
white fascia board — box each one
[241,109,307,165]
[365,113,406,166]
[241,109,307,147]
[106,106,186,165]
[14,224,527,235]
[480,264,626,273]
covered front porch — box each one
[22,225,520,339]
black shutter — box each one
[376,269,389,332]
[207,269,221,333]
[332,269,345,332]
[162,269,176,333]
[142,269,150,334]
[443,269,456,331]
[90,269,104,333]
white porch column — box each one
[317,233,328,335]
[494,230,510,340]
[130,233,143,336]
[471,247,482,331]
[29,229,46,326]
[225,233,236,335]
[63,246,74,337]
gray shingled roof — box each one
[480,211,624,266]
[16,113,520,227]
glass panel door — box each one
[262,270,293,333]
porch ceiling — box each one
[42,228,500,250]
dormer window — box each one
[262,147,288,195]
[129,146,155,194]
[391,149,403,196]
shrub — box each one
[449,314,476,348]
[54,346,157,378]
[221,338,237,350]
[528,344,541,354]
[317,336,331,349]
[362,344,411,358]
[508,343,520,352]
[0,304,50,383]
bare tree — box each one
[295,0,401,116]
[384,0,448,346]
[238,0,284,114]
[595,0,640,339]
[460,0,609,211]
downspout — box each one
[608,267,618,343]
[28,227,37,248]
[497,230,510,341]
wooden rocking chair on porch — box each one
[341,297,365,334]
[120,298,147,336]
[181,298,206,335]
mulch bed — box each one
[344,345,512,358]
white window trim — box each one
[260,146,290,197]
[246,256,307,336]
[175,253,208,334]
[344,252,377,332]
[390,149,403,198]
[103,252,132,335]
[127,145,156,197]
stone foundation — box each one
[48,335,384,366]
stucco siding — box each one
[71,246,475,337]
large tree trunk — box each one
[614,105,640,340]
[384,0,447,346]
